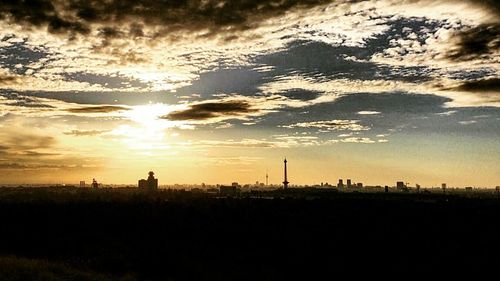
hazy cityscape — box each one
[5,158,498,193]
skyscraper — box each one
[283,158,289,189]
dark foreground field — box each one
[0,187,499,280]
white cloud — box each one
[437,110,457,116]
[357,111,381,115]
[458,120,477,125]
[282,120,370,131]
[341,137,376,144]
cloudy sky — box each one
[0,0,499,186]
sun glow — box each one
[111,103,181,150]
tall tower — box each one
[283,158,289,189]
[266,172,269,186]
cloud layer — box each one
[164,100,259,121]
[0,0,338,41]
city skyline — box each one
[0,0,499,187]
[3,157,497,189]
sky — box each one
[0,0,499,187]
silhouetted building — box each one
[337,179,344,189]
[396,181,405,190]
[79,181,86,188]
[283,158,289,189]
[347,179,352,188]
[138,179,147,189]
[385,185,389,193]
[220,185,238,196]
[91,178,99,188]
[207,188,219,194]
[442,183,446,190]
[138,171,158,190]
[356,183,363,188]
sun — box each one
[125,103,174,127]
[110,103,181,150]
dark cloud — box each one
[5,101,55,108]
[0,73,19,85]
[67,105,129,113]
[1,93,55,108]
[164,100,258,120]
[447,23,500,61]
[0,0,338,41]
[0,0,90,36]
[63,129,109,136]
[0,0,498,54]
[454,78,500,92]
[469,0,500,16]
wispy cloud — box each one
[183,135,333,148]
[282,120,370,131]
[340,137,376,143]
[63,129,110,136]
[436,110,457,116]
[67,105,130,113]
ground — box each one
[0,187,499,280]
